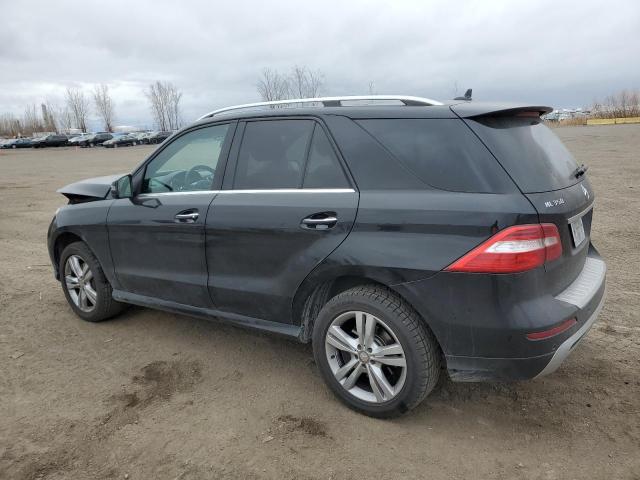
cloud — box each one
[1,0,639,128]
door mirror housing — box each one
[111,174,133,199]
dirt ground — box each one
[1,125,639,480]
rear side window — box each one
[234,120,314,189]
[465,117,579,193]
[357,119,514,193]
[303,126,350,189]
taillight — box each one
[445,224,562,273]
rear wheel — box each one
[59,242,125,322]
[312,285,440,417]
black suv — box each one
[32,134,69,148]
[47,96,606,417]
[78,133,113,147]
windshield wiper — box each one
[574,164,589,178]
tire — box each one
[312,285,440,418]
[59,241,125,322]
[90,143,94,148]
[12,145,16,149]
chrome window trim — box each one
[219,188,356,194]
[135,188,356,198]
[136,190,218,198]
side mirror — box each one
[111,174,133,199]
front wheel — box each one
[59,242,125,322]
[312,285,440,418]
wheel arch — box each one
[294,268,444,357]
[52,231,85,278]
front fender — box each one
[47,200,116,286]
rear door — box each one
[463,114,594,292]
[206,118,358,323]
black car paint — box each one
[79,133,113,147]
[48,102,604,381]
[32,135,69,148]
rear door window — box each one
[356,119,514,193]
[234,120,314,189]
[465,117,579,193]
[303,126,350,189]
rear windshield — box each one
[465,117,579,193]
[356,119,514,193]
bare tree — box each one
[93,84,115,132]
[66,87,90,132]
[167,84,182,130]
[145,81,182,131]
[0,113,22,137]
[368,81,377,95]
[591,88,640,119]
[23,104,44,135]
[57,106,75,132]
[257,68,291,102]
[257,66,324,102]
[289,65,323,98]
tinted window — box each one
[466,117,579,193]
[142,124,229,193]
[234,120,314,189]
[357,119,514,193]
[303,126,350,189]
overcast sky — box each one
[1,0,639,130]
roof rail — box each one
[198,95,443,119]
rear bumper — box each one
[393,245,606,381]
[535,287,605,377]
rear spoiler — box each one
[450,102,553,118]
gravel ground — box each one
[1,125,639,480]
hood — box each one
[57,174,124,202]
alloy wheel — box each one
[325,311,407,403]
[64,254,97,312]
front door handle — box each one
[301,213,338,230]
[175,211,199,223]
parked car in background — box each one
[78,133,113,148]
[1,138,33,149]
[131,132,150,143]
[68,133,93,145]
[103,134,140,148]
[147,131,171,144]
[32,134,69,148]
[136,132,155,144]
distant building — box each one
[543,108,591,122]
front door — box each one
[206,118,358,322]
[108,122,234,307]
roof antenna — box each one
[454,88,472,101]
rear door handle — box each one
[175,211,199,223]
[301,213,338,230]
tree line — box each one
[0,81,183,138]
[1,65,380,137]
[591,89,640,119]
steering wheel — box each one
[184,164,215,188]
